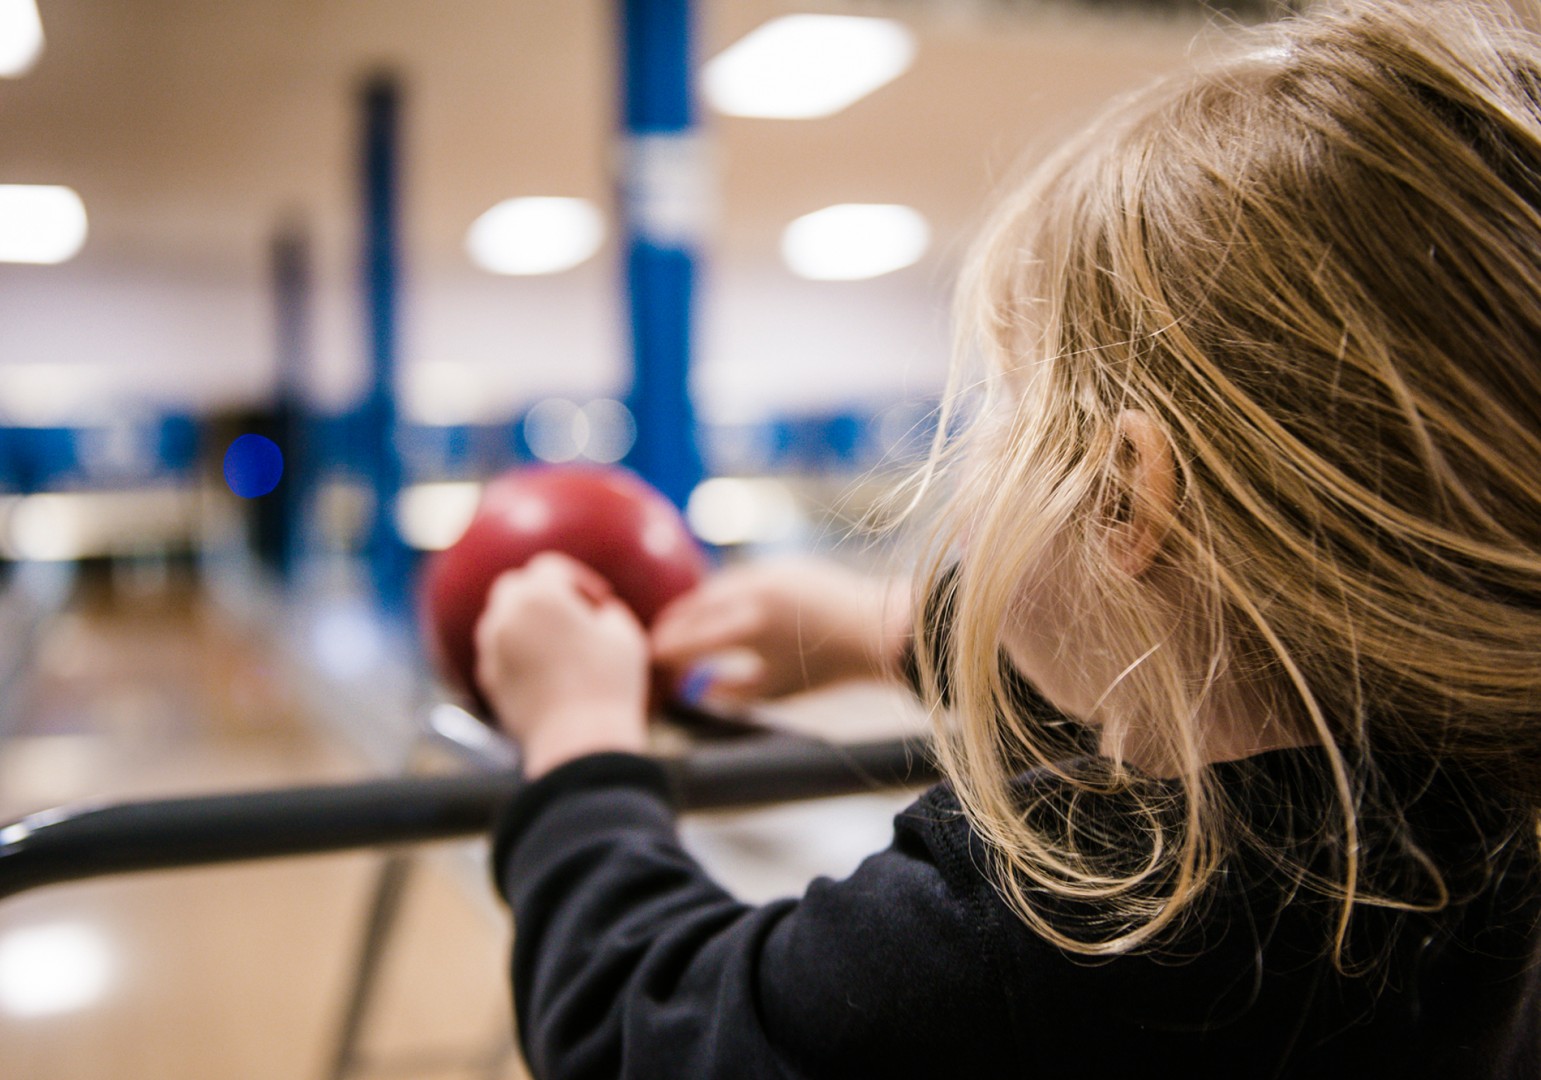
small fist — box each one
[473,552,649,777]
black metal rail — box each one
[0,733,938,902]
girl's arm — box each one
[646,557,1088,759]
[471,553,1018,1075]
[649,560,912,705]
[492,752,1023,1079]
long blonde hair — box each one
[919,0,1541,960]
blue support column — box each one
[360,76,412,618]
[618,0,706,510]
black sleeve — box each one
[491,753,1023,1080]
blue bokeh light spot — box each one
[224,434,284,498]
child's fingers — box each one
[595,589,647,631]
[478,557,620,654]
[524,551,615,608]
[651,603,764,666]
[708,657,768,702]
[650,576,741,628]
[683,651,767,704]
[474,560,647,696]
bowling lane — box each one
[0,565,531,1080]
[0,555,937,1079]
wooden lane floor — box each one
[0,567,529,1080]
[0,562,937,1078]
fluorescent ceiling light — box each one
[703,15,916,120]
[781,203,930,281]
[0,0,43,78]
[466,197,604,275]
[0,185,88,264]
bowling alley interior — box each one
[0,1,1336,1078]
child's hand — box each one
[474,553,649,778]
[649,559,911,704]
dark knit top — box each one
[491,723,1541,1079]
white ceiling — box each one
[0,1,1214,416]
[0,1,1214,265]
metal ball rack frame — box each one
[0,706,938,903]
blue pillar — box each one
[360,76,412,618]
[618,0,706,510]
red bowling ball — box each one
[421,464,709,711]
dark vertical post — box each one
[0,427,13,495]
[360,75,412,617]
[618,0,706,510]
[269,224,312,581]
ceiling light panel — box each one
[781,203,930,281]
[703,15,916,120]
[0,0,43,78]
[466,197,605,276]
[0,185,88,264]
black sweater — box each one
[491,732,1541,1079]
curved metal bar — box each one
[675,733,937,810]
[0,734,938,903]
[0,771,515,903]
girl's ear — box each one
[1109,409,1176,577]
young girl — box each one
[473,2,1541,1075]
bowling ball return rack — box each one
[0,698,939,1078]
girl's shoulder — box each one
[895,746,1541,1077]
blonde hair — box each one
[919,0,1541,961]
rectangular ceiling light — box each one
[0,0,43,78]
[0,185,87,263]
[703,15,916,120]
[466,196,604,275]
[781,203,930,281]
